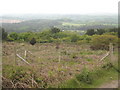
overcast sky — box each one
[1,0,119,15]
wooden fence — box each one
[14,45,38,87]
[13,43,115,87]
[99,43,115,65]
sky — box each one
[0,0,119,15]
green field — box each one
[62,22,86,26]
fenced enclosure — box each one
[2,42,118,88]
[14,43,116,66]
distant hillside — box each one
[1,14,118,33]
[2,19,62,33]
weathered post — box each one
[24,50,27,60]
[14,45,17,65]
[59,51,61,63]
[109,43,114,64]
[32,73,34,87]
[31,65,35,87]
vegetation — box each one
[3,41,118,88]
[85,29,96,36]
[3,27,118,40]
[2,27,118,51]
[2,15,117,33]
[90,35,118,50]
[1,28,8,41]
[85,28,118,36]
[57,63,118,88]
[2,23,119,88]
[50,27,61,34]
[30,38,36,45]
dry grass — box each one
[2,42,113,88]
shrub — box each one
[90,35,118,50]
[77,35,91,44]
[76,68,93,84]
[86,29,96,36]
[8,32,18,41]
[50,27,61,34]
[96,29,105,35]
[102,63,113,69]
[30,38,36,45]
[61,37,71,42]
[3,65,30,82]
[103,32,118,36]
[71,53,78,59]
[70,35,80,42]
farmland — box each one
[1,14,117,33]
[62,22,86,26]
[0,19,23,23]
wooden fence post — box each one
[59,51,61,63]
[16,54,30,65]
[109,43,114,64]
[56,43,61,62]
[24,50,27,59]
[14,46,17,65]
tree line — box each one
[1,27,118,50]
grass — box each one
[2,42,118,88]
[57,63,118,88]
[18,26,29,30]
[62,22,85,26]
[79,50,106,55]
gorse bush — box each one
[3,65,31,82]
[58,62,118,88]
[50,27,61,34]
[85,29,95,36]
[76,68,93,84]
[70,34,80,42]
[30,38,36,45]
[90,35,118,50]
[8,32,18,41]
[86,28,118,36]
[2,27,118,45]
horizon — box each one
[1,13,118,17]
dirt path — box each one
[98,80,118,88]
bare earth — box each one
[99,80,118,88]
[0,19,23,23]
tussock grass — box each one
[57,63,118,88]
[2,42,118,88]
